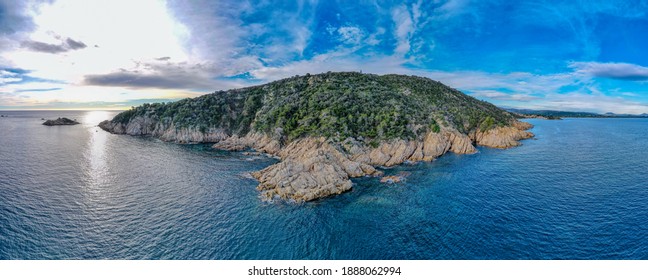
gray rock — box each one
[42,117,80,126]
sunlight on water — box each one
[82,111,111,128]
[83,111,110,198]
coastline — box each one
[100,118,533,202]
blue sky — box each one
[1,0,648,113]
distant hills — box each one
[505,108,648,119]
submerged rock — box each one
[42,117,80,126]
[380,175,405,184]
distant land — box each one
[506,108,648,119]
[99,72,534,202]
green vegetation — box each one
[111,72,515,142]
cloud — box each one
[0,69,23,84]
[470,90,539,101]
[64,38,86,50]
[569,62,648,81]
[83,71,208,90]
[434,0,471,20]
[527,92,648,114]
[82,60,250,91]
[0,78,65,94]
[365,27,385,46]
[15,87,61,92]
[337,26,365,45]
[20,40,67,53]
[0,0,39,36]
[391,5,414,55]
[0,98,182,110]
[0,0,48,52]
[20,37,87,53]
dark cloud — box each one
[0,0,35,36]
[20,40,67,53]
[0,98,183,110]
[65,38,87,50]
[83,72,194,89]
[21,37,88,53]
[82,61,253,90]
[83,71,225,90]
[571,62,648,81]
[155,56,171,61]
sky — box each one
[1,0,648,113]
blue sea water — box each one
[1,111,647,259]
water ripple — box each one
[2,113,648,259]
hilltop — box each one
[100,72,533,202]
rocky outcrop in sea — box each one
[42,117,80,126]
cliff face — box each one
[99,72,535,202]
[474,122,533,148]
[99,116,229,143]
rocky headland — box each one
[43,117,80,126]
[99,72,534,202]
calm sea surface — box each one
[1,111,647,259]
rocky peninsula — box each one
[99,72,533,202]
[43,117,80,126]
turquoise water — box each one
[1,111,647,259]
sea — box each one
[1,110,647,259]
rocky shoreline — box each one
[100,117,533,202]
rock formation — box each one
[213,123,532,201]
[102,118,533,202]
[42,117,80,126]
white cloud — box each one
[569,61,648,80]
[337,26,365,45]
[0,70,22,84]
[533,93,648,114]
[470,90,539,101]
[365,27,385,46]
[434,0,471,20]
[391,5,414,55]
